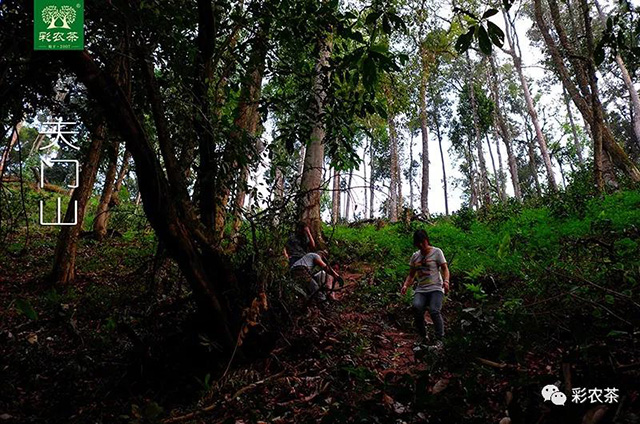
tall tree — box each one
[533,0,640,185]
[503,6,558,192]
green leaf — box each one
[15,298,38,321]
[382,15,391,35]
[455,27,475,53]
[482,9,498,19]
[487,21,505,47]
[365,11,381,26]
[477,25,492,55]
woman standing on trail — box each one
[400,229,450,348]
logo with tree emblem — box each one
[34,0,84,50]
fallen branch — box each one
[476,357,508,369]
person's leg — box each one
[426,291,445,339]
[311,271,327,302]
[412,292,428,338]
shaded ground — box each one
[1,233,639,423]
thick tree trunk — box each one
[534,0,640,182]
[419,43,431,217]
[50,124,106,284]
[332,168,340,224]
[503,8,557,192]
[300,31,332,242]
[67,48,237,351]
[93,141,120,240]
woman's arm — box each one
[440,263,450,294]
[401,269,417,295]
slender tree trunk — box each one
[388,113,399,222]
[433,110,449,215]
[419,43,431,217]
[594,0,640,150]
[503,9,557,191]
[363,139,368,218]
[111,149,131,204]
[50,123,106,284]
[332,168,340,224]
[493,127,507,201]
[488,56,522,201]
[526,126,543,197]
[409,130,414,211]
[466,63,491,206]
[300,31,332,242]
[534,0,640,182]
[93,141,120,240]
[345,169,353,221]
[369,143,374,219]
[216,20,270,240]
[0,122,22,176]
[562,85,585,164]
[485,134,502,201]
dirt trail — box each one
[164,263,451,423]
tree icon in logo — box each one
[42,5,76,29]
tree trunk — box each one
[50,123,106,284]
[369,142,374,219]
[215,19,270,240]
[466,62,491,207]
[67,46,238,351]
[409,130,414,211]
[363,139,368,218]
[526,125,543,197]
[433,108,449,215]
[111,149,131,204]
[488,56,521,201]
[388,112,399,222]
[503,8,557,192]
[534,0,640,182]
[419,43,431,217]
[562,85,585,164]
[594,0,640,150]
[93,141,120,240]
[0,122,22,176]
[300,31,332,242]
[485,134,502,200]
[345,169,353,221]
[332,168,340,224]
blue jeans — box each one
[412,291,444,339]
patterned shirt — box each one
[409,247,447,293]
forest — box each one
[1,0,640,422]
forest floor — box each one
[1,231,638,423]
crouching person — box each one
[291,250,342,302]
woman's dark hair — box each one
[413,229,430,247]
[296,221,308,233]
